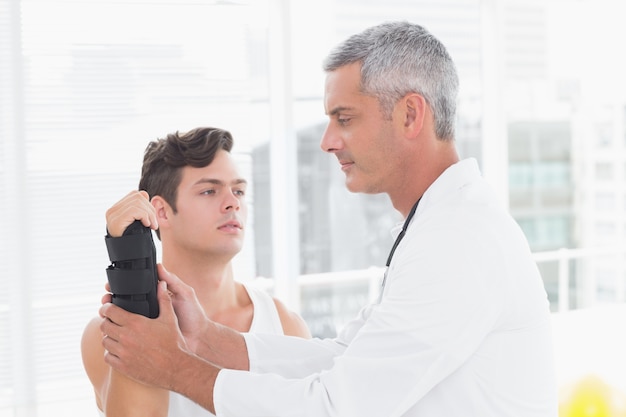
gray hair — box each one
[323,21,459,141]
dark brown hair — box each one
[138,126,234,217]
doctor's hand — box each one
[100,277,190,389]
[155,264,210,352]
[101,264,209,353]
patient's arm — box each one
[81,316,168,416]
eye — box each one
[337,117,351,126]
[201,189,216,195]
[234,189,246,197]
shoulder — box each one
[81,316,106,374]
[271,297,312,339]
[80,317,108,410]
[242,283,311,338]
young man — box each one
[81,127,310,416]
[98,22,558,416]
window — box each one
[0,1,272,414]
[595,162,614,181]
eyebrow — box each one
[327,105,354,117]
[194,178,248,187]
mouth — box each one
[218,219,242,232]
[338,158,354,171]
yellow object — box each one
[559,375,626,417]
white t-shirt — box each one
[214,158,559,417]
[168,283,283,417]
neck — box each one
[161,246,240,316]
[391,141,459,218]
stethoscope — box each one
[379,198,421,300]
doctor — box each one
[100,21,558,416]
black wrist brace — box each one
[105,220,159,318]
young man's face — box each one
[166,149,248,258]
[321,62,404,195]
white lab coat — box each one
[214,158,558,417]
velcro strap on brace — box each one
[111,295,150,318]
[106,268,155,295]
[106,233,153,262]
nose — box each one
[320,122,341,154]
[223,190,241,212]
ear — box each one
[401,93,426,137]
[151,195,171,224]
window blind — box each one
[0,1,270,414]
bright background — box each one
[1,0,626,415]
